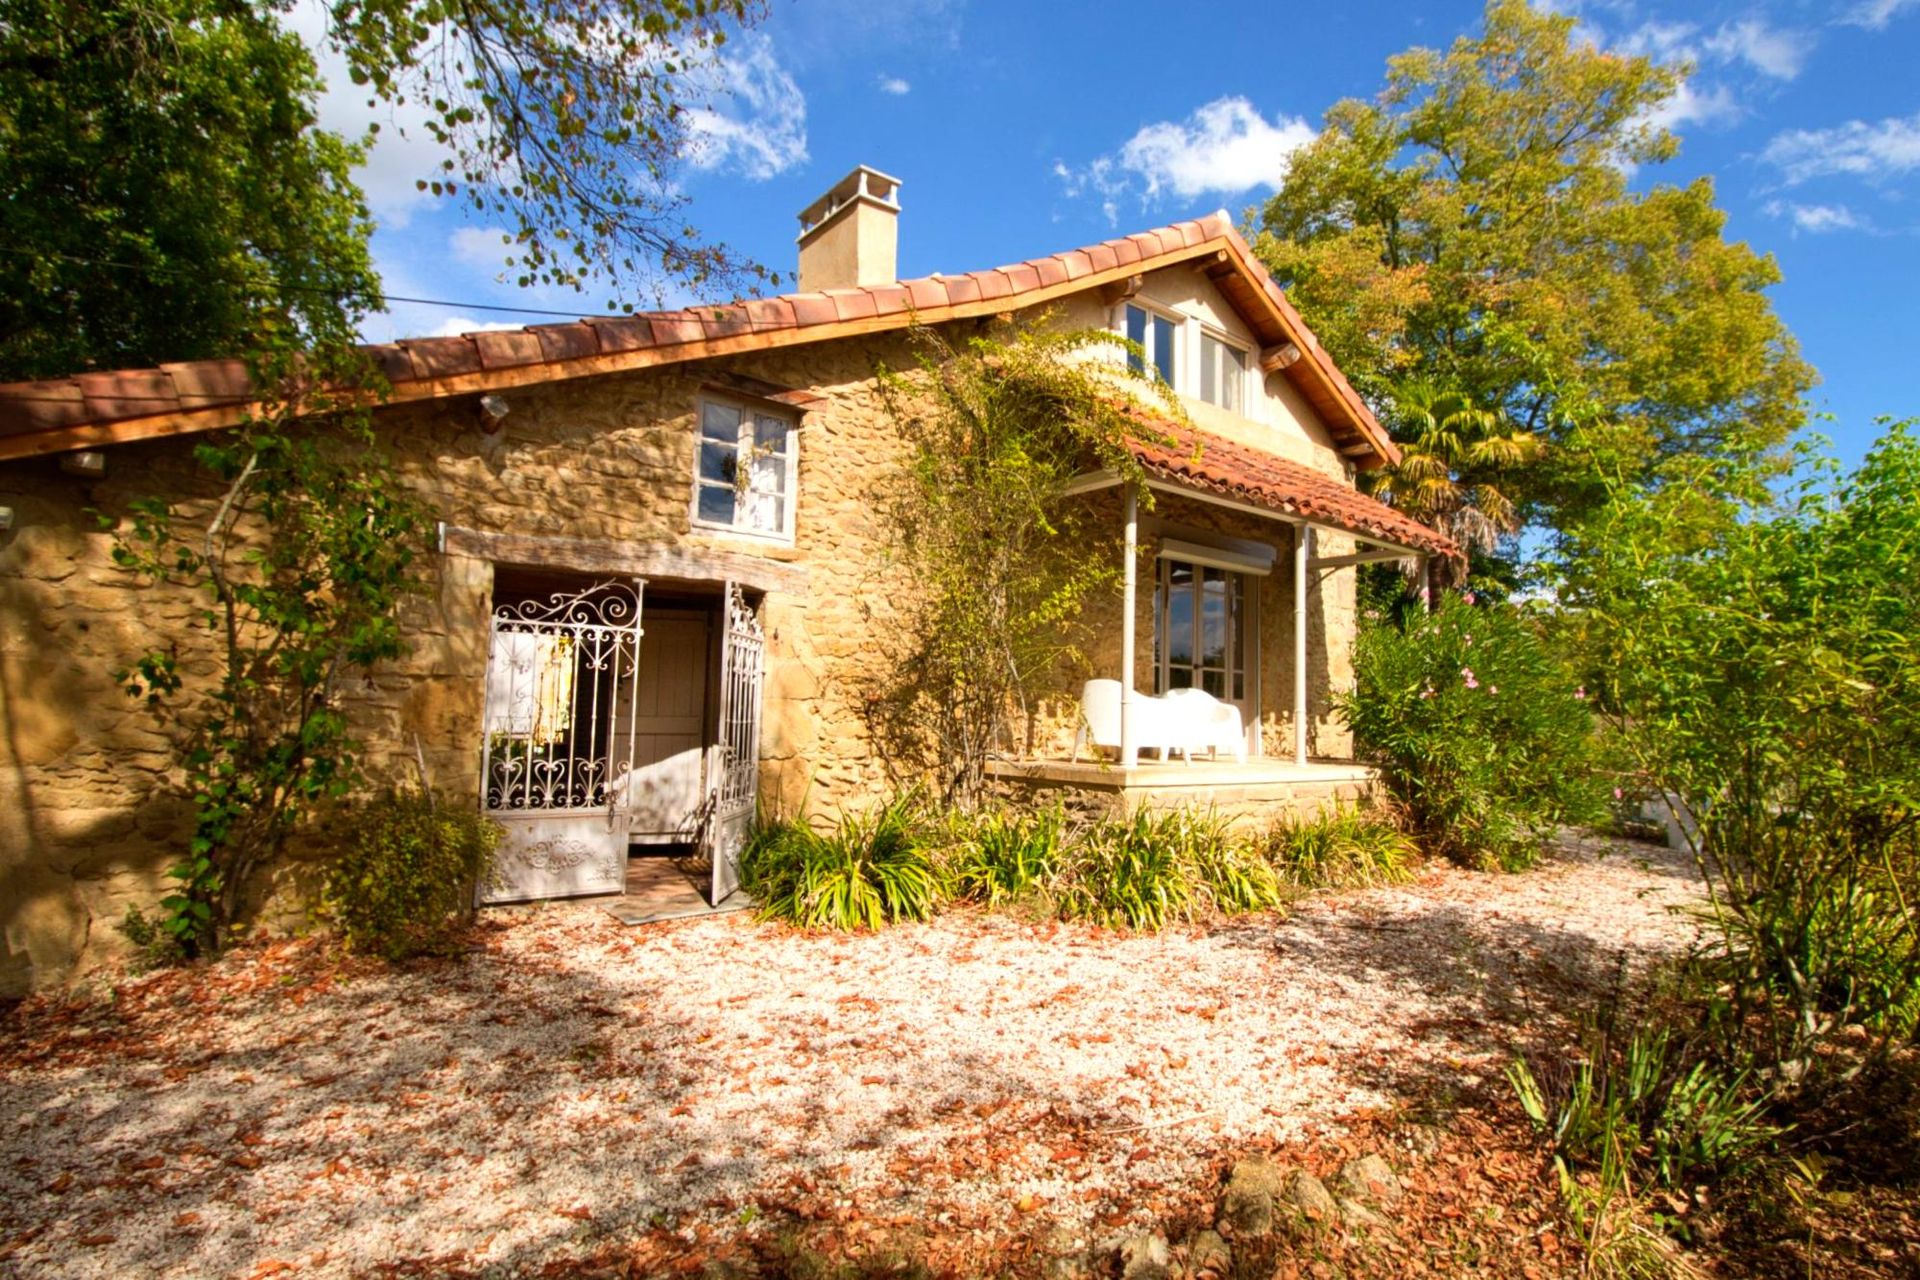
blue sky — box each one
[302,0,1920,467]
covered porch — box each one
[993,422,1456,820]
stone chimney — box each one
[795,165,901,292]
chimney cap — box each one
[797,165,902,243]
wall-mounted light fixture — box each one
[476,394,510,434]
[0,507,14,531]
[60,451,107,477]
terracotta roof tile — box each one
[1109,238,1143,267]
[1032,257,1068,288]
[1059,250,1094,280]
[533,324,601,364]
[971,270,1013,302]
[700,305,754,339]
[472,330,545,371]
[789,294,839,327]
[1003,263,1042,293]
[647,314,707,346]
[0,380,89,434]
[867,283,911,316]
[362,345,418,386]
[401,337,483,380]
[826,289,879,322]
[743,298,797,330]
[161,359,251,408]
[1130,420,1454,559]
[584,316,654,353]
[78,370,175,421]
[941,274,982,305]
[905,278,950,311]
[1086,243,1119,274]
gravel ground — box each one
[0,834,1703,1278]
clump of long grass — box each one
[741,793,942,930]
[946,803,1066,908]
[1261,802,1417,890]
[1055,807,1283,930]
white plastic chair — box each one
[1161,687,1248,763]
[1072,679,1179,762]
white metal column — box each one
[1120,485,1139,768]
[1294,524,1311,766]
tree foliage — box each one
[0,0,379,379]
[1255,0,1813,535]
[869,322,1175,807]
[319,0,775,298]
[110,349,432,957]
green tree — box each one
[1370,379,1540,557]
[1255,0,1813,533]
[0,0,379,379]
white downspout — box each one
[1294,523,1311,766]
[1120,485,1139,769]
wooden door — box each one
[613,611,711,840]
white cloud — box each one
[287,0,444,228]
[1639,79,1741,133]
[1762,112,1920,184]
[1702,18,1814,80]
[1763,200,1866,234]
[1057,96,1314,221]
[1118,98,1316,200]
[423,316,530,338]
[683,34,809,180]
[1840,0,1920,30]
[876,74,911,95]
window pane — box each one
[697,483,735,525]
[699,440,735,485]
[1201,335,1218,405]
[1165,563,1194,668]
[749,450,782,496]
[1125,305,1146,375]
[1201,568,1227,668]
[1223,344,1244,413]
[1202,669,1226,698]
[1153,314,1176,385]
[753,415,789,455]
[743,488,780,532]
[1232,672,1245,700]
[1169,666,1193,690]
[701,401,741,442]
[1151,581,1164,692]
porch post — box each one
[1120,484,1139,768]
[1420,555,1433,612]
[1294,523,1310,766]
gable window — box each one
[1198,331,1247,414]
[1124,303,1178,386]
[693,398,797,540]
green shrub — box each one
[1341,595,1604,870]
[1054,807,1281,929]
[742,794,943,930]
[946,803,1067,907]
[1263,803,1417,890]
[321,792,501,960]
[115,903,190,971]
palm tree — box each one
[1368,379,1541,558]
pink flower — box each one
[1614,787,1624,800]
[1574,686,1587,701]
[1463,590,1477,605]
[1489,686,1498,695]
[1464,676,1480,689]
[1460,666,1478,690]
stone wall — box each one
[0,297,1371,994]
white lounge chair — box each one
[1161,687,1248,763]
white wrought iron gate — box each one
[478,580,644,903]
[705,583,765,903]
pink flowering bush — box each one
[1341,594,1603,869]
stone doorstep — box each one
[604,894,753,927]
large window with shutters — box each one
[1152,557,1255,703]
[692,397,797,541]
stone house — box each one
[0,166,1455,994]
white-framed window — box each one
[1124,302,1179,387]
[1152,556,1256,703]
[692,397,797,541]
[1198,330,1248,415]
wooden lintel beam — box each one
[438,525,810,596]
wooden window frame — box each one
[689,395,799,544]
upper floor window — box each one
[693,398,796,541]
[1124,303,1178,386]
[1198,331,1247,414]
